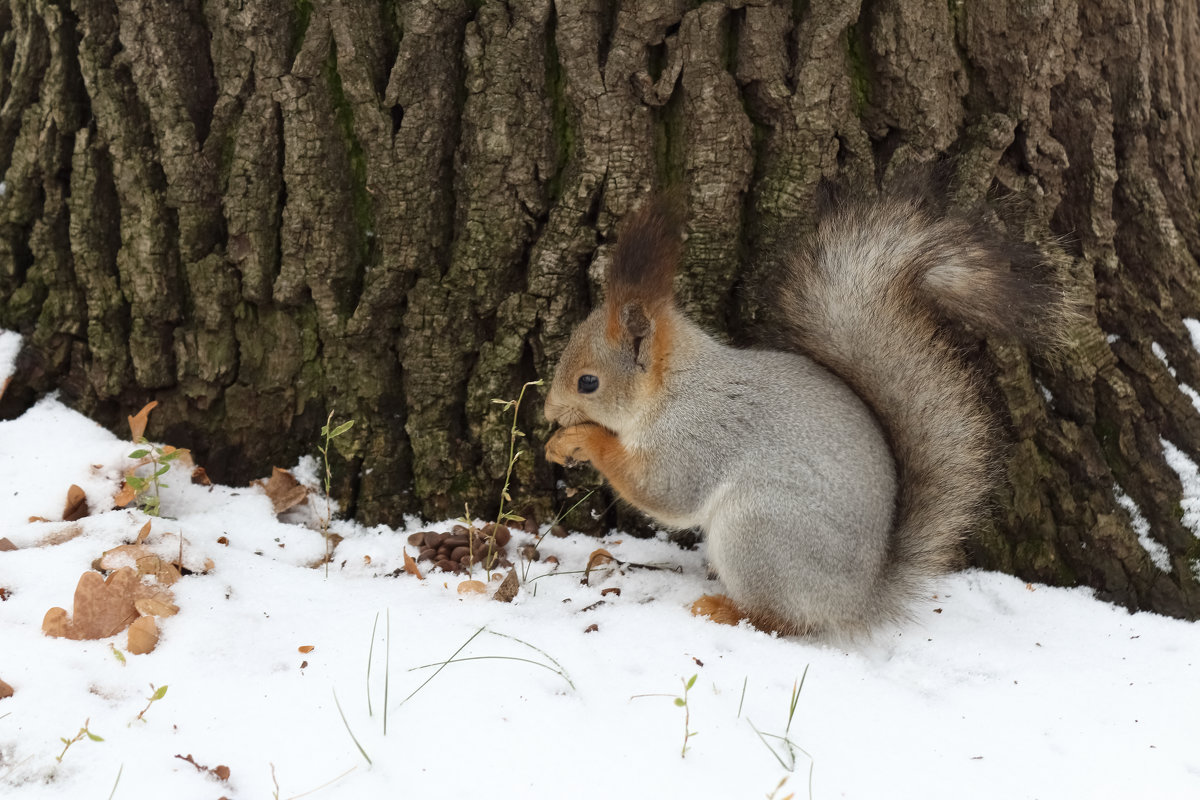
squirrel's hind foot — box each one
[690,594,812,636]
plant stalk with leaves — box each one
[318,412,355,575]
[56,719,102,762]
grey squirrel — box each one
[544,184,1060,636]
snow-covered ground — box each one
[1,341,1198,799]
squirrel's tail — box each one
[774,184,1060,624]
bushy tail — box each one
[774,187,1059,623]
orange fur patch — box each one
[690,594,747,626]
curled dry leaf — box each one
[402,550,424,580]
[0,538,16,552]
[0,677,13,699]
[582,548,616,585]
[457,580,487,595]
[135,520,152,544]
[127,401,158,442]
[63,485,89,522]
[191,466,212,486]
[113,481,136,508]
[260,467,309,514]
[298,645,314,654]
[98,545,182,586]
[127,614,158,655]
[492,569,520,603]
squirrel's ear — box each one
[607,195,682,313]
[619,302,652,369]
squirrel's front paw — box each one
[545,424,600,467]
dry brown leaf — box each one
[113,481,136,508]
[402,550,424,580]
[0,538,16,552]
[127,614,158,654]
[582,548,616,585]
[42,606,70,638]
[0,677,12,699]
[40,524,83,547]
[191,466,211,486]
[493,569,519,603]
[63,485,89,522]
[43,567,176,641]
[0,375,9,402]
[134,596,179,617]
[128,401,158,442]
[298,645,315,654]
[135,520,151,544]
[27,516,48,523]
[457,580,486,595]
[203,558,215,571]
[262,467,309,514]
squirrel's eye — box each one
[578,374,600,394]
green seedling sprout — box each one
[56,718,103,762]
[134,684,168,723]
[318,412,355,577]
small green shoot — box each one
[366,612,378,717]
[398,626,574,710]
[134,683,168,723]
[674,674,699,757]
[317,412,355,577]
[332,688,372,765]
[111,644,127,666]
[108,764,124,800]
[384,609,391,735]
[126,441,185,517]
[748,667,814,799]
[56,718,103,762]
[630,674,700,758]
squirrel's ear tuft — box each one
[607,194,683,314]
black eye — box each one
[578,374,599,394]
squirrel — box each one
[543,182,1061,636]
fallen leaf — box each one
[40,524,83,546]
[135,520,151,544]
[202,558,215,572]
[191,466,211,486]
[217,536,228,545]
[601,587,622,597]
[0,538,16,551]
[457,580,486,595]
[363,554,372,566]
[402,550,424,580]
[127,615,158,654]
[43,567,176,641]
[113,481,136,508]
[134,597,180,618]
[493,569,519,603]
[27,516,48,523]
[0,678,12,699]
[63,485,89,522]
[261,467,309,514]
[583,623,599,633]
[298,645,314,654]
[175,754,230,782]
[127,401,158,442]
[582,548,616,585]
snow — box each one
[1113,485,1172,572]
[1,391,1200,798]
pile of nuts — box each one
[408,523,513,574]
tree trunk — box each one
[1,0,1198,619]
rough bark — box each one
[1,0,1199,619]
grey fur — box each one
[546,190,1051,636]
